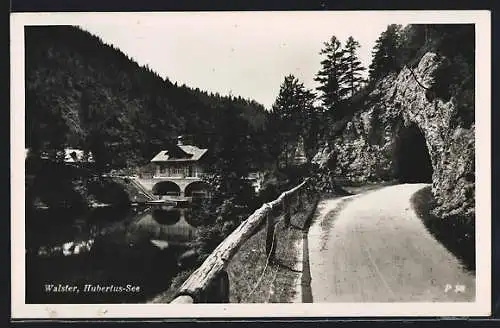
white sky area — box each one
[74,11,480,109]
[76,12,393,109]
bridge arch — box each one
[185,181,210,198]
[152,181,181,196]
[394,122,433,183]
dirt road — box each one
[307,183,475,302]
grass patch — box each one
[318,196,356,251]
[319,196,354,231]
[411,186,475,272]
[226,193,319,303]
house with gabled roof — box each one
[147,136,210,200]
[151,136,208,179]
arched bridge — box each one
[134,177,210,201]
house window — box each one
[193,165,203,177]
[170,166,184,176]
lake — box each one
[25,204,203,303]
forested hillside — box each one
[367,24,474,128]
[25,25,269,171]
[308,24,475,142]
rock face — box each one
[313,52,475,220]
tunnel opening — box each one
[394,123,433,183]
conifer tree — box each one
[369,24,403,80]
[271,74,318,167]
[314,36,348,115]
[341,36,366,98]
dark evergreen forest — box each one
[25,26,270,171]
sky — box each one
[74,11,483,110]
[76,12,401,109]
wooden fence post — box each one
[284,195,291,228]
[294,191,301,213]
[265,211,276,262]
[297,190,303,212]
[204,270,230,303]
[219,270,230,303]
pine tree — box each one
[271,74,318,167]
[369,24,403,80]
[301,103,322,162]
[271,75,301,167]
[314,36,348,115]
[341,36,366,98]
[398,25,429,67]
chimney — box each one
[177,136,183,146]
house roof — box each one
[151,145,208,163]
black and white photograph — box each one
[11,10,491,318]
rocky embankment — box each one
[313,52,475,220]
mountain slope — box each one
[25,25,269,169]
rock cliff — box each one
[313,52,475,220]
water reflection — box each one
[184,208,205,228]
[26,204,202,304]
[150,205,206,228]
[131,208,195,245]
[151,207,180,225]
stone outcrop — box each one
[313,52,475,220]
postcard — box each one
[11,10,491,318]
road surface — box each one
[307,183,475,302]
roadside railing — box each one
[170,178,311,304]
